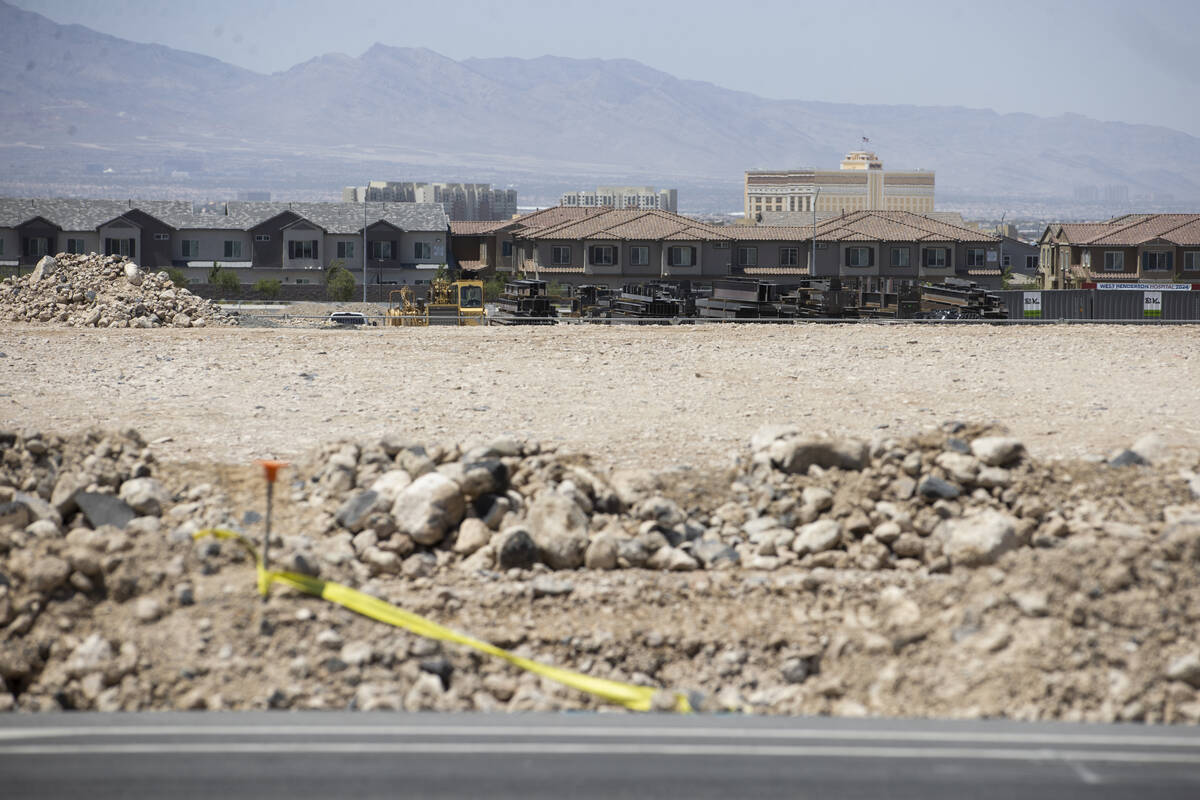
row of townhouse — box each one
[0,199,450,287]
[1037,214,1200,289]
[451,207,1005,289]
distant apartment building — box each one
[342,181,517,222]
[744,151,934,219]
[560,186,678,213]
[1037,213,1200,289]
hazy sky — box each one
[15,0,1200,137]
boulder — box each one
[526,493,589,570]
[584,533,620,570]
[793,519,842,555]
[768,436,869,474]
[30,255,57,283]
[969,437,1025,467]
[496,527,538,570]
[939,510,1020,566]
[118,477,168,517]
[123,263,144,286]
[391,473,465,546]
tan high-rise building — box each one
[744,151,934,220]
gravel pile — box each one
[0,254,237,328]
[1,424,1198,720]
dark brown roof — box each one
[1047,214,1200,247]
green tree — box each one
[165,268,189,288]
[253,278,282,299]
[212,269,240,297]
[482,273,507,302]
[325,260,355,302]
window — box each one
[370,241,393,260]
[846,247,872,267]
[736,246,758,267]
[255,234,271,242]
[667,246,694,267]
[501,241,513,258]
[967,248,986,267]
[66,238,86,254]
[288,240,318,260]
[153,232,170,242]
[1142,251,1172,272]
[24,238,49,258]
[1002,255,1011,267]
[780,247,798,267]
[1026,255,1038,271]
[223,240,242,259]
[336,241,356,260]
[0,239,4,256]
[590,245,616,266]
[1081,250,1091,268]
[890,247,910,267]
[1103,251,1123,271]
[413,241,432,260]
[104,238,135,257]
[182,240,199,258]
[630,246,649,266]
[551,246,571,265]
[1185,252,1200,271]
[923,248,948,268]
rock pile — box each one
[0,253,237,328]
[1,424,1198,721]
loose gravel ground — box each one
[2,323,1198,469]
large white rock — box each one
[30,255,57,283]
[939,510,1020,566]
[969,437,1025,467]
[118,477,169,517]
[526,493,589,570]
[123,263,144,286]
[793,519,842,555]
[391,473,465,546]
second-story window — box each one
[923,247,948,268]
[182,240,199,258]
[288,240,317,259]
[336,241,355,260]
[590,245,616,266]
[66,238,86,254]
[780,247,798,267]
[414,241,432,260]
[630,246,649,266]
[370,241,393,260]
[846,247,872,267]
[967,248,986,267]
[737,246,758,267]
[551,246,571,265]
[1142,251,1172,271]
[891,247,910,267]
[224,240,243,259]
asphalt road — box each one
[1,712,1199,799]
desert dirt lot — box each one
[1,323,1198,469]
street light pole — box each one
[362,194,368,303]
[810,188,820,275]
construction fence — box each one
[994,289,1200,321]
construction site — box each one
[1,253,1199,725]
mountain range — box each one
[2,0,1199,209]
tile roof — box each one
[456,260,486,271]
[0,198,190,230]
[520,209,732,242]
[450,220,516,236]
[1048,214,1200,247]
[741,266,810,276]
[529,265,586,274]
[807,211,998,244]
[0,198,449,234]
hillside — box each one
[2,1,1199,204]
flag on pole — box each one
[862,136,870,145]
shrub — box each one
[325,264,355,302]
[482,273,506,302]
[212,268,240,297]
[165,268,189,288]
[253,278,282,299]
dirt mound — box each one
[0,253,237,328]
[1,424,1198,721]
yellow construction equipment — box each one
[386,279,485,326]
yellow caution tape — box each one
[195,528,691,713]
